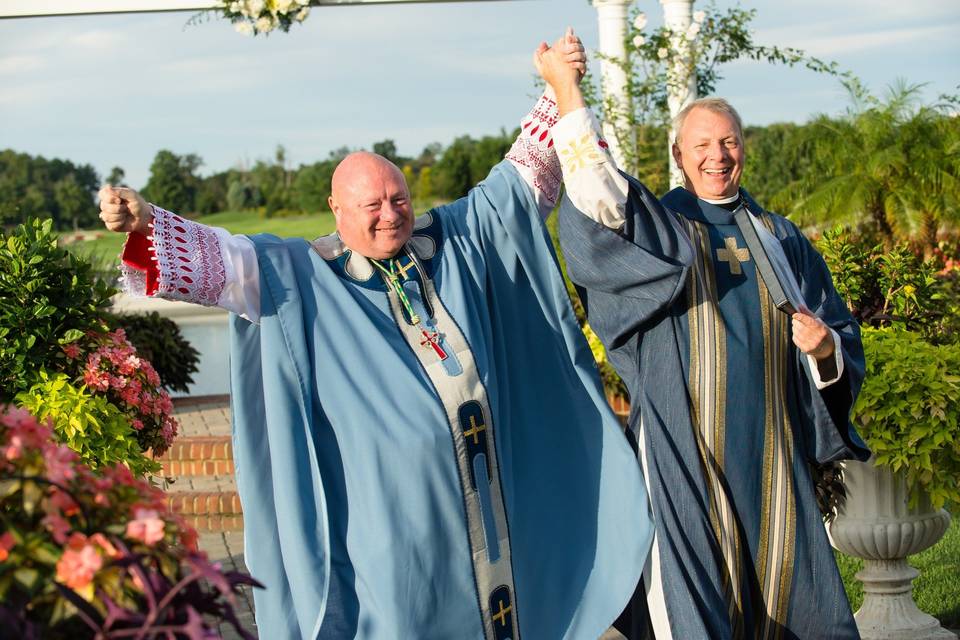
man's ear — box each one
[328,196,339,218]
[671,143,682,170]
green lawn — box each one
[66,209,338,265]
[836,513,960,628]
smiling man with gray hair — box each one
[557,96,869,639]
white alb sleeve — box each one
[552,107,629,230]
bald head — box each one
[328,151,414,260]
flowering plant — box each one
[0,405,261,639]
[68,328,179,457]
[220,0,312,36]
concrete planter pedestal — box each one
[828,459,953,639]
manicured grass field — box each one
[836,514,959,628]
[66,209,338,265]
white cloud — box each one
[0,54,46,75]
[754,23,957,57]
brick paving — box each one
[171,398,258,638]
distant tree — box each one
[414,143,443,171]
[372,139,401,165]
[141,150,203,216]
[773,81,960,251]
[742,122,812,205]
[54,174,96,230]
[294,160,337,213]
[414,166,434,202]
[195,171,230,215]
[433,135,475,200]
[106,166,126,187]
[226,178,251,212]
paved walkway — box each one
[173,399,257,639]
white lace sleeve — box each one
[119,205,261,322]
[552,107,629,230]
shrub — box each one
[14,372,157,477]
[853,327,960,509]
[0,219,114,401]
[58,328,180,456]
[111,312,199,395]
[0,405,260,639]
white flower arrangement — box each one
[221,0,311,36]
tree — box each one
[773,81,960,251]
[106,166,126,187]
[141,150,203,216]
[53,174,96,230]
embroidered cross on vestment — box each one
[716,237,750,275]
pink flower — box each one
[62,343,82,360]
[44,446,78,484]
[0,531,15,562]
[48,488,80,516]
[42,513,72,544]
[3,434,26,461]
[130,418,144,431]
[119,355,141,376]
[89,533,120,559]
[55,533,103,592]
[83,368,109,392]
[126,508,166,546]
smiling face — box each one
[328,152,414,260]
[672,106,744,200]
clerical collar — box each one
[701,193,742,212]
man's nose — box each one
[380,202,402,221]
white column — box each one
[592,0,634,170]
[659,0,698,187]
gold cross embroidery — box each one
[716,237,750,275]
[394,258,417,281]
[463,415,486,445]
[559,133,602,174]
[492,599,512,627]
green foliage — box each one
[817,226,953,343]
[852,327,960,510]
[141,150,203,217]
[0,219,114,401]
[434,131,516,200]
[0,149,100,230]
[773,81,960,249]
[111,312,199,394]
[14,372,158,476]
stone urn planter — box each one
[828,458,953,640]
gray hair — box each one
[672,97,744,144]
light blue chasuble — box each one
[229,161,652,639]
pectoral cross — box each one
[394,258,417,281]
[492,599,512,627]
[419,329,448,361]
[463,415,486,445]
[716,237,750,275]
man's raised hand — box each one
[534,27,586,89]
[98,185,152,235]
[534,27,587,117]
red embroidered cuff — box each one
[506,93,563,205]
[120,229,160,296]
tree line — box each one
[2,89,957,252]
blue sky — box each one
[0,0,957,189]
